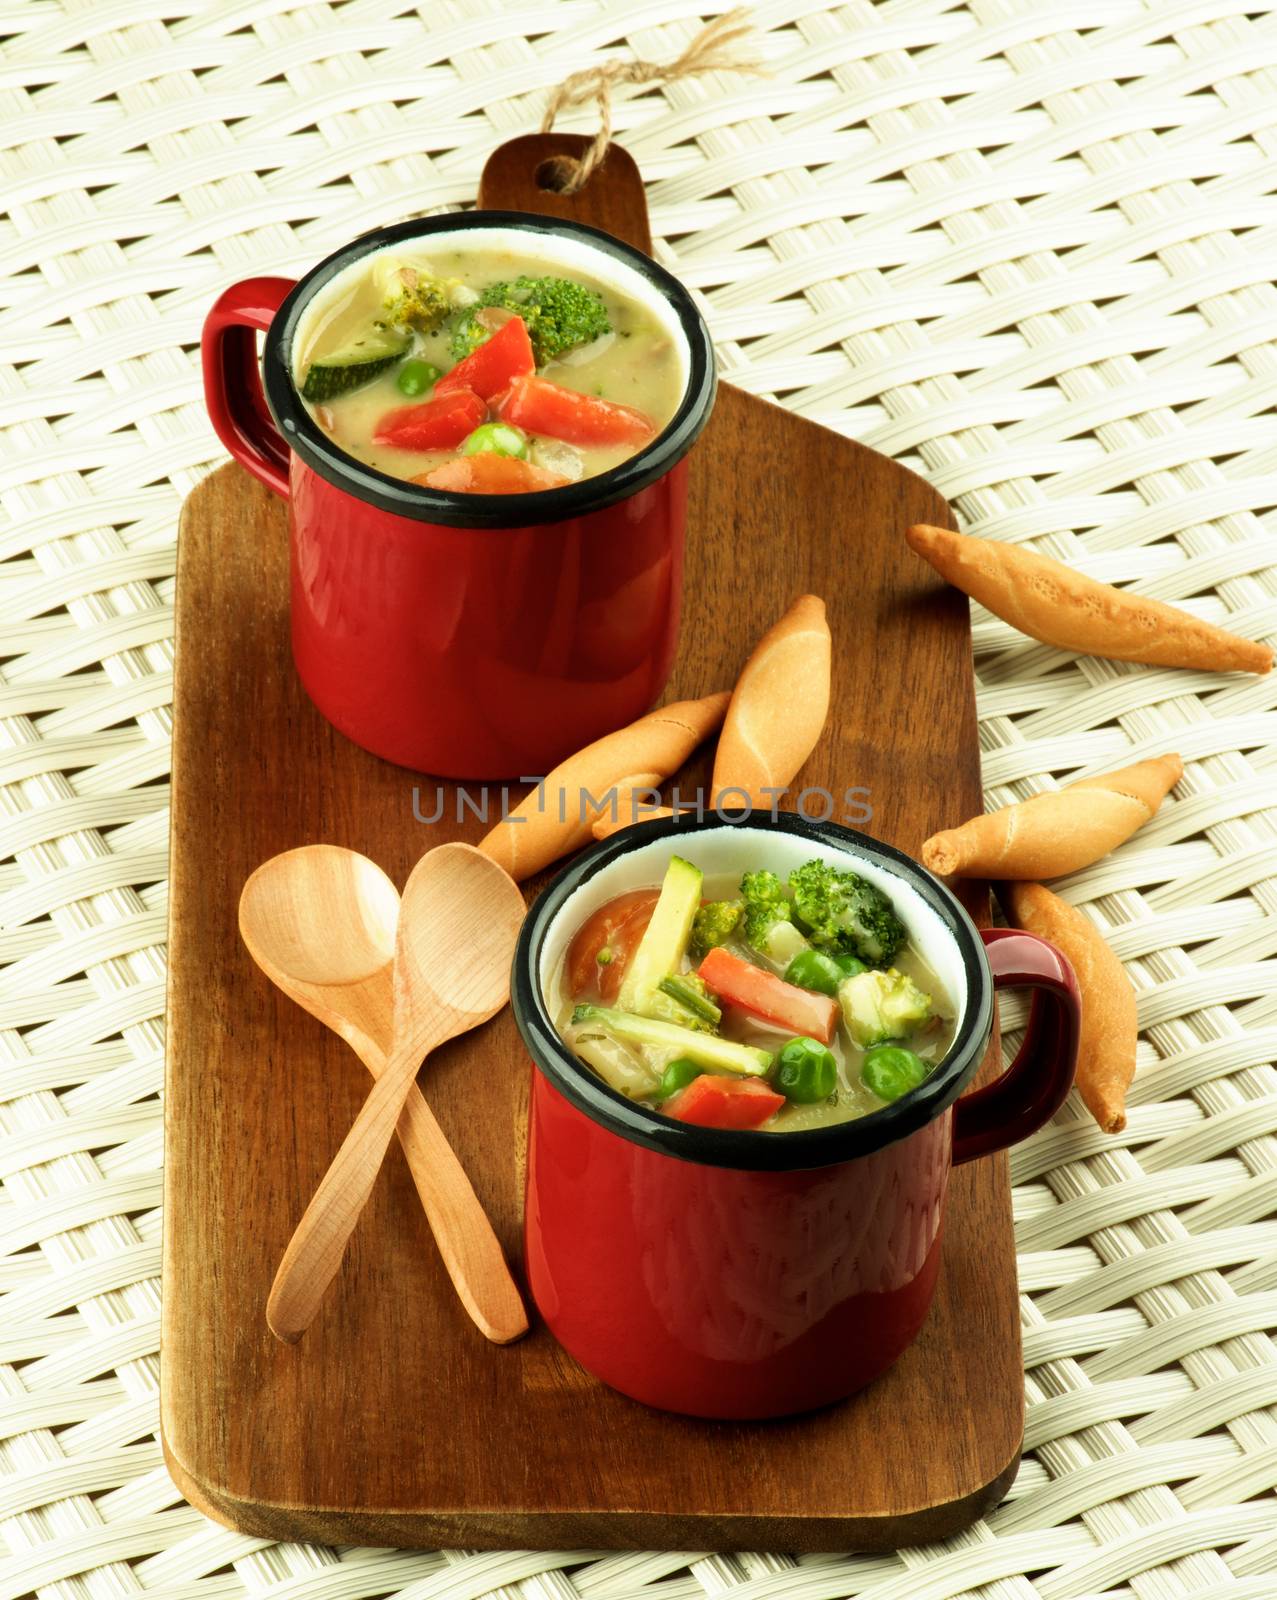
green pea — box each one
[772,1036,837,1103]
[654,1057,702,1102]
[396,358,440,396]
[832,953,867,977]
[861,1045,930,1103]
[783,949,844,997]
[460,422,528,459]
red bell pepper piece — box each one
[670,1074,785,1130]
[496,374,656,448]
[697,946,839,1044]
[435,315,535,401]
[566,890,659,1002]
[373,388,485,450]
[417,454,570,494]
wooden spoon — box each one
[240,843,527,1345]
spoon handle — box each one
[267,1037,428,1342]
[377,1073,527,1345]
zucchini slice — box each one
[617,855,703,1014]
[300,328,411,401]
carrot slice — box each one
[435,316,535,401]
[416,454,570,494]
[670,1075,785,1130]
[697,946,839,1044]
[373,389,486,450]
[496,375,656,448]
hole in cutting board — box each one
[535,158,574,192]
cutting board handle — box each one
[477,134,653,256]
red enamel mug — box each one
[201,214,716,778]
[512,813,1080,1420]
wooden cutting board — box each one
[161,134,1020,1552]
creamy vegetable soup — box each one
[549,852,956,1132]
[293,235,685,493]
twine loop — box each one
[539,10,763,194]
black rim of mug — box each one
[260,211,718,529]
[511,811,996,1172]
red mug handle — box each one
[952,927,1080,1165]
[202,277,295,498]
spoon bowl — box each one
[241,845,399,988]
[392,844,527,1033]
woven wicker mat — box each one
[3,1,1277,1596]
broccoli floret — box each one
[742,869,786,900]
[690,899,742,960]
[736,870,809,966]
[450,313,490,360]
[740,870,791,947]
[839,968,932,1049]
[788,859,906,966]
[380,264,451,332]
[450,276,610,365]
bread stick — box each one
[906,524,1273,675]
[923,753,1183,880]
[712,594,832,805]
[1005,881,1137,1133]
[587,776,667,841]
[478,693,729,881]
